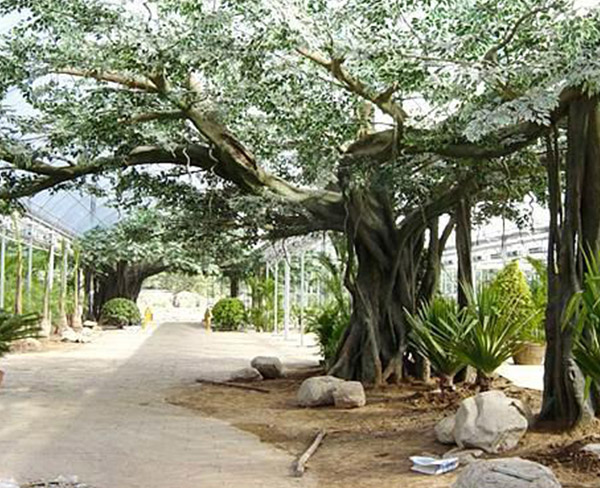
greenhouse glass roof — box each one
[23,190,121,237]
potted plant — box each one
[513,316,546,365]
[512,258,547,365]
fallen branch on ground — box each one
[293,429,327,477]
[195,378,271,394]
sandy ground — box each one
[0,322,321,488]
[170,372,600,488]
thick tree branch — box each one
[121,110,186,124]
[345,86,579,164]
[297,47,407,124]
[55,68,159,92]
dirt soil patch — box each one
[168,368,600,488]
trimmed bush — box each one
[100,298,141,327]
[212,298,246,331]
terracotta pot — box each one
[513,342,546,365]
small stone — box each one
[82,320,97,328]
[582,443,600,458]
[229,367,263,382]
[453,458,561,488]
[250,356,284,379]
[435,415,456,445]
[443,447,484,465]
[0,479,19,488]
[297,375,344,407]
[333,381,366,409]
[61,327,91,343]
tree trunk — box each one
[539,96,600,428]
[57,239,69,332]
[71,246,83,329]
[94,261,166,317]
[328,173,477,384]
[13,214,23,315]
[229,274,240,298]
[456,198,473,308]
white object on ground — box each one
[410,456,459,475]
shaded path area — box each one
[0,323,320,488]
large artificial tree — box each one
[1,0,599,426]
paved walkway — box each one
[0,323,320,488]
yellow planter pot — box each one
[513,342,546,365]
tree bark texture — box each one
[455,198,473,308]
[329,158,478,384]
[540,96,600,428]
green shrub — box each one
[491,260,544,344]
[306,247,351,366]
[306,301,349,365]
[407,296,472,388]
[100,298,141,327]
[0,311,40,357]
[212,298,246,331]
[246,276,279,332]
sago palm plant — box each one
[455,285,531,390]
[407,296,472,389]
[0,311,40,357]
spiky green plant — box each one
[569,251,600,385]
[407,296,472,388]
[455,284,532,389]
[306,239,351,365]
[0,311,40,357]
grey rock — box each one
[582,443,600,458]
[435,415,457,445]
[250,356,284,379]
[297,375,344,407]
[453,458,561,488]
[0,480,19,488]
[333,381,366,408]
[453,390,529,453]
[443,447,484,465]
[61,327,91,344]
[229,366,263,382]
[82,320,98,328]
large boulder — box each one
[297,376,344,407]
[229,367,263,382]
[453,390,529,453]
[250,356,284,379]
[435,415,457,445]
[453,458,561,488]
[333,381,366,409]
